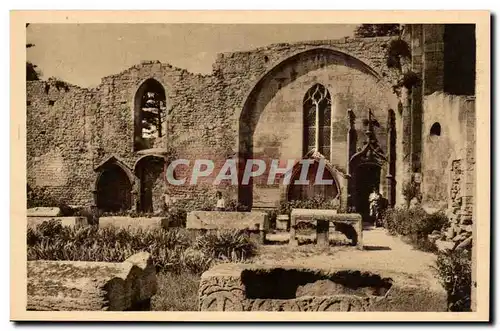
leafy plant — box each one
[433,248,472,311]
[27,220,256,275]
[386,38,411,71]
[384,207,447,252]
[402,180,421,208]
[193,229,257,261]
[354,24,402,38]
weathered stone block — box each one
[27,216,88,228]
[186,211,269,231]
[99,216,168,229]
[27,207,62,217]
[27,252,157,311]
[199,264,447,312]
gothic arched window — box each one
[133,79,167,151]
[303,84,331,159]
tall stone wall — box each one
[27,80,96,206]
[420,93,475,236]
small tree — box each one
[354,24,402,38]
[402,180,420,208]
[26,23,42,81]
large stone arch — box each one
[237,47,392,209]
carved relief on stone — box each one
[200,290,244,311]
[315,296,368,312]
[199,276,245,311]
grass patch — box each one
[152,272,200,311]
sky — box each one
[26,24,356,87]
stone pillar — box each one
[346,109,357,211]
[91,189,98,206]
[131,180,139,212]
[459,98,476,230]
[316,220,329,247]
[386,109,397,207]
[289,214,298,246]
[401,86,413,186]
[410,24,424,173]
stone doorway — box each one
[96,165,133,212]
[287,159,339,202]
[353,163,381,220]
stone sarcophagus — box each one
[27,252,157,311]
[289,209,363,249]
[186,211,269,243]
[199,264,447,312]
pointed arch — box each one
[94,156,136,212]
[133,78,167,151]
[237,47,385,208]
[283,151,342,203]
[303,83,332,159]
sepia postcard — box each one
[10,10,491,322]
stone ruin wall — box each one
[420,92,475,238]
[27,36,407,209]
[27,81,96,206]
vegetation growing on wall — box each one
[383,31,421,97]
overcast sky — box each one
[27,24,357,87]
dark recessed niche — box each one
[48,100,55,106]
[27,101,31,106]
[40,130,46,135]
[430,122,441,136]
[264,55,269,63]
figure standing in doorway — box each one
[369,187,382,227]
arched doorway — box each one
[353,163,381,217]
[96,165,133,212]
[134,155,166,213]
[287,159,339,202]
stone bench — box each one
[99,216,168,230]
[290,209,363,249]
[27,207,62,217]
[27,216,88,228]
[199,263,447,312]
[186,211,269,243]
[27,252,157,311]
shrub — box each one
[433,248,472,311]
[384,207,447,252]
[27,221,257,275]
[193,229,257,261]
